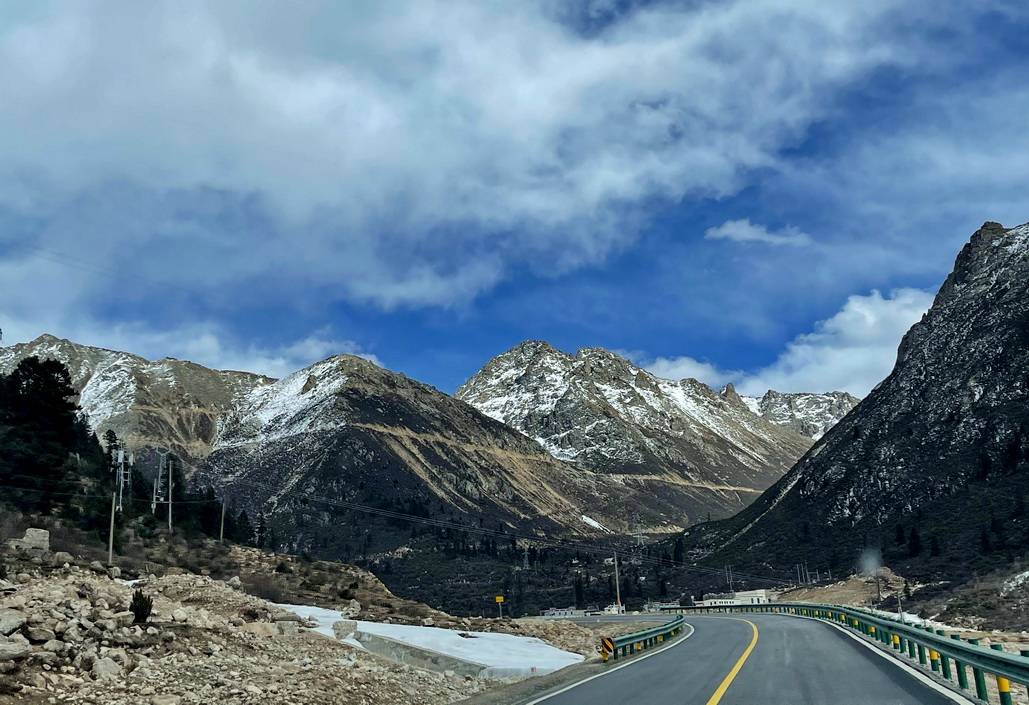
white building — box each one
[698,589,776,607]
[542,606,586,617]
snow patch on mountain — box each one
[736,390,860,439]
[457,341,812,521]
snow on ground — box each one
[863,606,962,632]
[581,515,612,532]
[1002,569,1029,596]
[277,604,584,678]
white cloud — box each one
[0,1,921,310]
[645,355,740,388]
[705,219,812,246]
[641,288,933,397]
[734,288,934,396]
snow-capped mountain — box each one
[0,334,697,540]
[686,221,1029,577]
[727,387,860,439]
[0,334,272,463]
[457,342,813,524]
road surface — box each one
[534,614,967,705]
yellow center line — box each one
[704,619,759,705]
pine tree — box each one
[573,574,585,608]
[103,429,120,471]
[235,509,254,545]
[0,357,79,511]
[907,526,922,557]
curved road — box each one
[533,614,967,705]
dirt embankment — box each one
[0,542,607,704]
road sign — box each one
[495,595,505,603]
[601,637,615,654]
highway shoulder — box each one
[457,622,695,705]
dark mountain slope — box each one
[683,221,1029,582]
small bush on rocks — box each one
[130,588,154,624]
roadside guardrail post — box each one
[967,638,989,700]
[951,635,969,691]
[1021,650,1029,698]
[991,644,1014,705]
[935,630,952,680]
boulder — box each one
[50,551,74,566]
[151,696,182,705]
[0,609,27,636]
[42,639,64,653]
[239,622,277,638]
[24,626,56,643]
[4,528,49,556]
[107,566,121,580]
[275,621,299,636]
[171,609,188,623]
[113,611,134,627]
[0,641,30,661]
[340,599,362,618]
[332,620,357,640]
[91,656,122,681]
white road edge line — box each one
[794,614,976,705]
[522,623,696,705]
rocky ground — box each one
[0,540,624,705]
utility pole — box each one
[107,490,116,566]
[522,544,529,570]
[115,449,131,512]
[152,450,167,515]
[630,514,644,566]
[167,454,174,534]
[219,498,227,543]
[796,564,802,586]
[613,551,622,611]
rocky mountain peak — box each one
[720,383,744,406]
[457,341,813,526]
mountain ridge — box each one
[682,220,1029,582]
[456,341,816,524]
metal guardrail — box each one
[660,602,1029,704]
[600,615,686,661]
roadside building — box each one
[698,589,776,607]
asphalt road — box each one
[532,614,966,705]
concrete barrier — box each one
[354,629,488,678]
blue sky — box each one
[2,1,1028,396]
